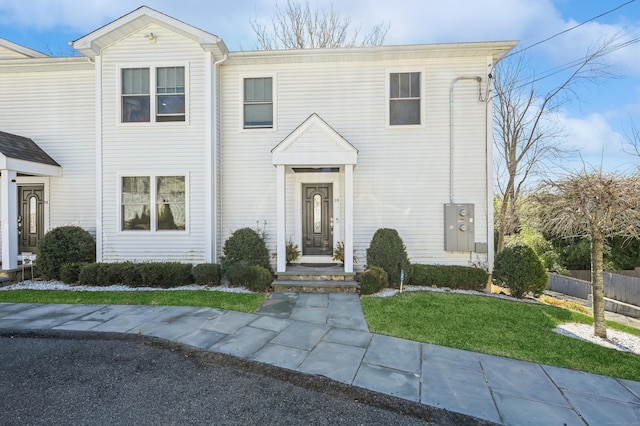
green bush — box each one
[225,261,272,292]
[37,226,96,280]
[192,263,222,286]
[59,262,87,285]
[78,262,101,286]
[78,262,192,288]
[360,266,388,295]
[220,227,271,274]
[409,264,488,291]
[366,228,410,287]
[493,243,548,298]
[136,262,193,288]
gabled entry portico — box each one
[0,131,61,271]
[272,114,358,273]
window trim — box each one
[118,63,189,126]
[118,173,190,234]
[240,74,277,132]
[386,69,425,128]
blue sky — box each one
[1,0,639,177]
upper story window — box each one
[244,77,273,129]
[389,72,421,126]
[121,66,186,123]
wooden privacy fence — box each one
[547,272,640,319]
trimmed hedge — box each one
[366,228,410,287]
[225,261,272,292]
[409,264,488,291]
[192,263,222,286]
[76,262,193,288]
[360,266,388,295]
[37,226,96,280]
[493,243,548,298]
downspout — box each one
[449,76,483,204]
[212,52,227,263]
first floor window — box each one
[389,72,421,125]
[122,175,186,231]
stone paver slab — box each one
[201,311,258,334]
[53,320,104,331]
[299,341,366,384]
[248,315,292,333]
[363,334,421,374]
[327,316,368,331]
[209,326,276,358]
[252,343,309,370]
[353,362,420,402]
[290,306,326,324]
[174,330,227,349]
[270,321,329,351]
[256,293,297,318]
[421,362,501,424]
[296,293,328,307]
[422,343,483,373]
[560,389,640,426]
[323,328,372,348]
[481,355,568,406]
[621,378,640,400]
[493,392,589,426]
[78,305,138,322]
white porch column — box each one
[1,170,17,271]
[276,165,286,273]
[344,164,354,273]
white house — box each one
[0,6,516,275]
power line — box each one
[503,0,637,60]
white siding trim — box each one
[204,52,213,263]
[95,55,103,261]
[1,170,17,270]
[276,165,286,272]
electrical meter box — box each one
[444,204,474,251]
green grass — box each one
[0,290,266,314]
[362,291,640,381]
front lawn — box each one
[0,290,266,314]
[361,291,640,381]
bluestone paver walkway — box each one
[1,292,639,425]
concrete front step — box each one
[271,279,358,293]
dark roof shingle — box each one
[0,131,60,167]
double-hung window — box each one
[389,72,421,126]
[121,175,186,232]
[244,77,273,128]
[121,66,186,123]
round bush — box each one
[192,263,222,286]
[360,266,388,295]
[366,228,410,287]
[37,226,96,280]
[225,261,272,292]
[493,243,548,298]
[247,265,273,292]
[220,227,271,274]
[59,262,87,285]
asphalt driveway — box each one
[0,334,440,425]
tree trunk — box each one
[590,233,607,338]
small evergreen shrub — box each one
[37,226,96,280]
[78,262,192,288]
[136,262,193,288]
[192,263,222,286]
[409,264,488,291]
[366,228,410,287]
[78,262,101,286]
[360,266,388,295]
[220,227,271,273]
[59,262,87,285]
[225,261,272,291]
[493,243,549,298]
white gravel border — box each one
[0,280,253,293]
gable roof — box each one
[72,6,228,59]
[0,38,48,59]
[272,114,358,166]
[0,131,62,176]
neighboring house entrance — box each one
[18,185,44,253]
[302,183,333,256]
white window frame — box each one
[118,173,190,234]
[118,63,189,126]
[240,74,277,132]
[386,69,425,128]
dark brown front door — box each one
[18,186,44,253]
[302,183,333,256]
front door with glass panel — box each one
[302,183,333,256]
[18,186,44,253]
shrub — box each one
[366,228,410,287]
[192,263,222,286]
[59,262,87,285]
[225,261,272,292]
[136,262,193,288]
[360,266,388,295]
[220,227,271,274]
[409,264,488,291]
[37,226,96,280]
[493,243,549,298]
[78,262,192,288]
[78,262,101,286]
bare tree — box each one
[251,0,389,49]
[494,37,622,253]
[534,171,640,338]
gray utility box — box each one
[444,203,474,252]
